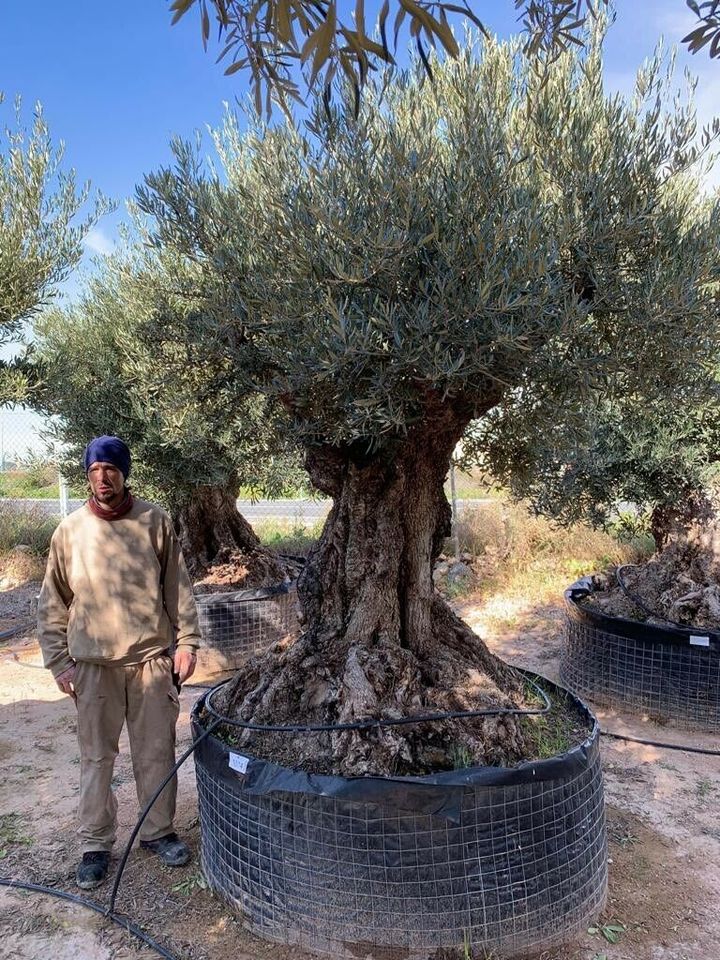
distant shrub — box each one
[0,505,58,556]
[449,500,651,580]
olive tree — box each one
[33,242,305,578]
[466,382,720,549]
[0,96,102,402]
[138,30,720,774]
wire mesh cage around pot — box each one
[191,681,607,959]
[562,577,720,730]
[195,582,300,672]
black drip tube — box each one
[600,729,720,756]
[202,676,552,733]
[616,563,688,629]
[0,878,180,959]
[3,674,718,960]
[0,717,222,960]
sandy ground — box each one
[0,574,719,960]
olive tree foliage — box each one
[136,30,720,770]
[32,241,306,573]
[0,96,103,402]
[142,32,720,456]
[463,386,720,548]
[171,0,719,114]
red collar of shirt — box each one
[88,490,134,521]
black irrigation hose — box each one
[600,729,720,756]
[108,717,222,914]
[616,563,688,630]
[0,714,223,960]
[0,620,33,641]
[0,879,180,960]
[203,676,552,733]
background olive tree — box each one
[0,95,102,402]
[464,384,720,550]
[32,240,305,579]
[138,28,720,775]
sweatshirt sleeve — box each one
[37,528,76,678]
[160,515,201,651]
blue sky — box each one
[2,0,718,270]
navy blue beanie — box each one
[83,436,131,479]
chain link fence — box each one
[0,416,492,543]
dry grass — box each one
[449,500,654,626]
[0,506,57,557]
[0,550,46,586]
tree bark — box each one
[175,479,289,584]
[650,492,716,552]
[219,399,537,776]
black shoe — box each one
[76,851,110,890]
[139,832,190,867]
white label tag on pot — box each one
[228,753,250,774]
[690,635,710,647]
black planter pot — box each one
[562,577,720,730]
[191,680,607,959]
[194,582,299,670]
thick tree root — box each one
[216,599,537,776]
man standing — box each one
[37,436,201,890]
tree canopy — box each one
[464,384,720,547]
[32,237,306,575]
[141,29,720,456]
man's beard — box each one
[95,488,123,504]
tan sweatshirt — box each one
[38,498,201,678]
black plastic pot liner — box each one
[562,580,720,729]
[191,685,607,957]
[195,580,294,606]
[193,699,598,823]
[566,577,720,647]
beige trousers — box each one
[74,655,180,853]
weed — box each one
[443,573,476,600]
[696,778,715,799]
[172,872,208,895]
[527,716,572,759]
[588,921,626,944]
[450,743,475,769]
[611,829,640,848]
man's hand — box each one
[55,664,77,700]
[173,648,197,686]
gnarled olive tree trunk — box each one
[220,401,535,776]
[175,479,288,584]
[650,491,716,551]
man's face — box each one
[87,461,125,506]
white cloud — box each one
[83,226,115,257]
[653,3,697,39]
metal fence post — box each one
[59,473,69,518]
[449,462,460,560]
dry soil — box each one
[0,573,718,960]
